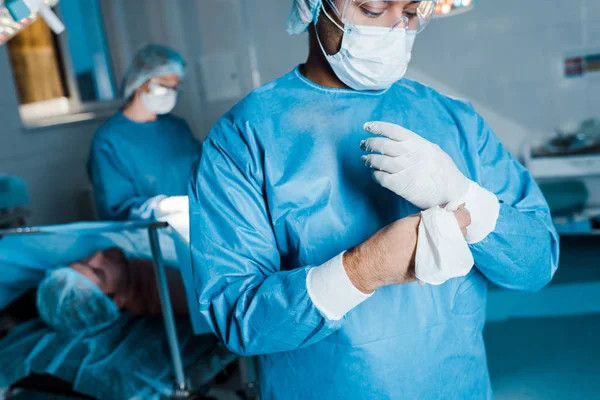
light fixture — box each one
[433,0,476,18]
[0,0,63,46]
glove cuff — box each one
[463,180,500,244]
[416,207,474,285]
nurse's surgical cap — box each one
[287,0,322,34]
[121,44,186,100]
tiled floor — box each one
[486,315,600,399]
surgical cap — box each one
[121,44,186,100]
[287,0,322,34]
[37,267,120,336]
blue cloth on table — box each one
[0,314,229,400]
[0,221,210,336]
[0,221,227,399]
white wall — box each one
[409,0,600,155]
[100,0,269,142]
[0,48,107,225]
[100,0,307,142]
[146,0,597,155]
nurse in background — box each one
[88,44,201,222]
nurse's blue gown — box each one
[189,67,559,399]
[88,112,201,221]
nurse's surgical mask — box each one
[141,82,178,115]
[317,1,436,91]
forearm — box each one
[200,265,343,356]
[343,214,420,293]
[199,215,419,356]
[471,204,559,291]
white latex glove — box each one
[155,196,190,243]
[416,207,474,285]
[164,212,190,244]
[361,121,469,210]
[361,121,500,244]
[155,196,189,219]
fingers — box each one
[361,137,422,157]
[364,121,421,142]
[446,199,467,212]
[363,154,421,174]
[372,170,395,191]
[441,203,465,210]
[362,154,398,173]
[360,137,396,156]
[453,208,472,238]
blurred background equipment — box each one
[0,0,63,46]
[524,118,600,235]
[0,175,29,230]
[433,0,476,17]
[6,17,66,105]
[532,119,600,158]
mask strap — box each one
[315,27,331,58]
[320,3,345,33]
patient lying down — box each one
[36,247,188,335]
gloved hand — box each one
[360,121,469,210]
[361,121,500,244]
[155,196,189,219]
[155,196,190,242]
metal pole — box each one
[148,226,188,396]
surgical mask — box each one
[316,7,416,91]
[141,83,178,115]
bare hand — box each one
[343,205,472,294]
[343,215,421,293]
[453,204,471,238]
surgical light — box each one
[0,0,63,46]
[434,0,476,18]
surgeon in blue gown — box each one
[88,44,201,221]
[189,1,559,399]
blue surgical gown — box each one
[189,67,559,399]
[88,112,201,221]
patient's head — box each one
[36,248,132,335]
[37,248,186,334]
[69,248,128,307]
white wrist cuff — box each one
[463,181,500,244]
[306,252,373,321]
